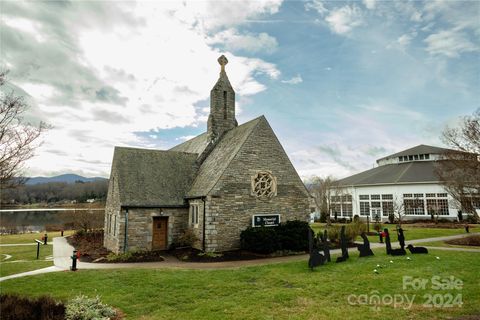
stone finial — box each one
[218,55,228,72]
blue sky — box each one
[1,0,479,179]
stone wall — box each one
[123,207,188,252]
[104,164,121,252]
[204,117,311,252]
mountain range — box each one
[25,174,108,185]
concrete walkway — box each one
[1,232,478,282]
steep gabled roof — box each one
[337,161,439,186]
[169,132,208,156]
[187,116,263,197]
[113,147,198,207]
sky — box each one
[0,0,479,180]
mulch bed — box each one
[445,235,480,247]
[171,247,310,263]
[67,231,110,262]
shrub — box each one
[277,220,311,252]
[353,215,360,223]
[466,214,479,224]
[0,293,65,320]
[66,295,116,320]
[326,225,340,243]
[240,226,279,254]
[175,228,198,248]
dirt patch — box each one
[445,235,480,247]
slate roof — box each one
[337,161,439,187]
[187,116,263,197]
[169,132,209,157]
[113,147,198,207]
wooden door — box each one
[152,217,168,250]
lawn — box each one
[0,230,74,244]
[1,248,479,319]
[0,244,54,277]
[310,223,474,244]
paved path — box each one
[0,242,52,246]
[1,232,478,282]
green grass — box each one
[0,230,74,244]
[1,249,479,319]
[311,223,474,244]
[0,244,53,277]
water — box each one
[0,208,105,233]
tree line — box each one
[1,180,109,205]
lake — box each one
[0,208,105,233]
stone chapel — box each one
[104,55,311,253]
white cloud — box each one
[1,16,45,42]
[424,30,478,58]
[325,5,363,35]
[305,0,328,15]
[4,1,282,177]
[207,29,278,54]
[281,75,303,85]
[363,0,376,10]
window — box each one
[414,193,424,198]
[371,201,381,208]
[371,194,380,200]
[190,205,199,226]
[113,215,116,236]
[437,193,447,198]
[251,171,277,198]
[409,155,413,161]
[342,203,353,217]
[420,154,424,160]
[426,193,436,198]
[427,199,449,215]
[382,194,393,200]
[404,199,425,215]
[359,195,369,200]
[403,194,413,198]
[425,154,430,160]
[223,91,227,119]
[382,201,393,216]
[399,157,403,162]
[360,202,370,216]
[342,195,352,202]
[414,154,419,160]
[403,156,408,161]
[107,214,111,234]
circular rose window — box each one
[251,171,277,198]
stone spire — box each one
[207,55,237,144]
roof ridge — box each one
[116,146,196,155]
[190,116,264,197]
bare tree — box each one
[435,109,480,218]
[307,176,338,224]
[392,196,405,226]
[0,71,49,188]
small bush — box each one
[466,214,479,224]
[174,228,198,248]
[277,220,311,252]
[0,293,65,320]
[66,295,116,320]
[240,226,279,254]
[388,213,395,224]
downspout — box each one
[123,208,129,253]
[202,197,206,252]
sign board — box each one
[252,214,280,227]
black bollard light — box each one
[43,233,48,245]
[465,225,470,233]
[35,239,42,259]
[61,229,64,237]
[71,250,78,271]
[379,232,383,243]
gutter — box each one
[123,208,129,253]
[202,197,206,252]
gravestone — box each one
[384,228,392,255]
[357,232,374,257]
[336,226,349,263]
